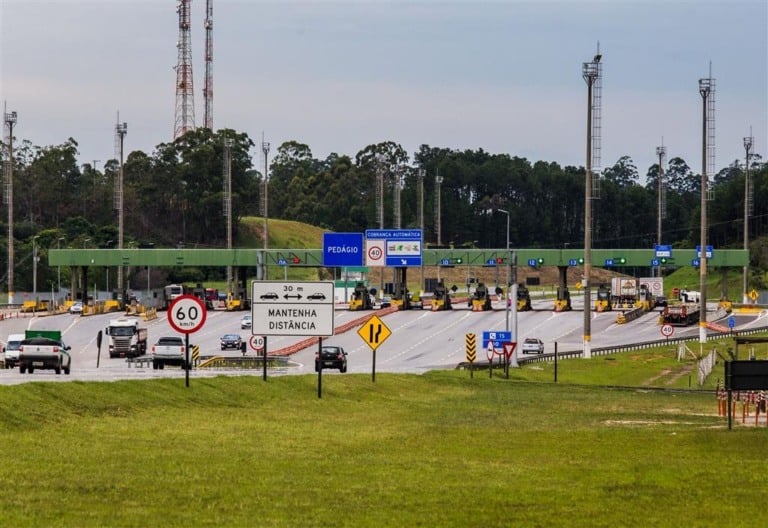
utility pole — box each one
[223,137,233,295]
[698,67,715,344]
[262,135,270,280]
[656,144,667,278]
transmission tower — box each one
[203,0,213,130]
[743,129,754,303]
[174,0,195,140]
[223,137,233,293]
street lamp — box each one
[494,208,518,371]
[83,238,91,249]
[32,236,40,300]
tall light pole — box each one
[743,131,753,303]
[417,168,425,291]
[262,135,270,280]
[223,137,233,295]
[435,169,443,246]
[497,209,511,331]
[57,237,65,303]
[115,118,127,296]
[698,71,715,344]
[582,48,602,359]
[4,106,17,304]
[32,236,40,300]
[656,144,666,278]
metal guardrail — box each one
[456,324,768,370]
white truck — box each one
[2,333,25,369]
[151,336,190,370]
[18,330,72,375]
[105,318,149,358]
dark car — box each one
[655,296,668,307]
[307,293,326,300]
[315,345,348,373]
[220,333,243,351]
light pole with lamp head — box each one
[495,208,518,370]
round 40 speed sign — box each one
[168,295,207,334]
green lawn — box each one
[1,366,766,527]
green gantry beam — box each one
[48,248,749,268]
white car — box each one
[240,314,252,329]
[69,302,84,314]
[521,338,545,354]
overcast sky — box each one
[1,0,766,182]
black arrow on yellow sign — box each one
[465,333,477,363]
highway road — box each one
[1,297,766,385]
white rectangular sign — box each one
[251,281,335,336]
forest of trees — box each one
[1,127,767,291]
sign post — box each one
[252,280,334,392]
[357,314,392,382]
[250,335,267,381]
[168,294,208,388]
[660,323,674,341]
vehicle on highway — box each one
[69,302,84,314]
[18,334,71,375]
[315,345,348,373]
[220,333,243,351]
[241,314,252,329]
[655,296,668,307]
[151,336,189,370]
[2,333,25,369]
[380,297,392,308]
[521,338,545,354]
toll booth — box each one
[391,267,412,310]
[471,282,492,311]
[595,284,611,312]
[349,282,373,311]
[431,280,452,311]
[554,286,571,312]
[517,284,532,311]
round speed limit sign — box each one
[168,295,207,334]
[660,324,674,338]
[250,335,265,351]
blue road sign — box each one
[440,258,451,266]
[365,229,423,266]
[728,316,736,329]
[323,232,364,267]
[692,258,700,267]
[655,244,672,258]
[696,245,713,259]
[486,258,497,266]
[605,258,615,266]
[527,259,537,266]
[482,330,513,349]
[651,259,660,266]
[277,258,287,266]
[569,259,578,266]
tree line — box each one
[1,128,767,291]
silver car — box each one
[240,314,252,329]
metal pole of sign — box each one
[185,334,190,388]
[317,337,323,399]
[554,342,558,383]
[263,336,268,381]
[372,347,376,383]
[96,330,103,368]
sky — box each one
[1,0,766,183]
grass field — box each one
[1,356,766,527]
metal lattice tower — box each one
[743,129,754,303]
[700,67,716,201]
[4,104,17,303]
[174,0,195,140]
[435,169,443,246]
[223,137,233,291]
[203,0,213,130]
[584,44,602,200]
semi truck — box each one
[105,318,149,358]
[18,329,71,375]
[662,303,700,326]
